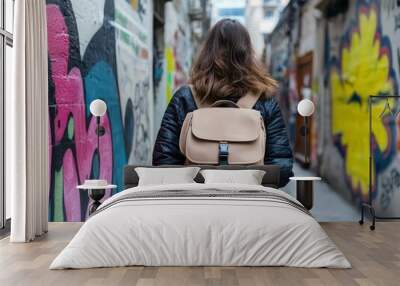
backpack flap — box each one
[181,108,266,165]
[191,108,260,142]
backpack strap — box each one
[237,91,262,109]
[189,84,261,109]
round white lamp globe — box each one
[297,99,315,117]
[90,99,107,117]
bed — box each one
[50,165,351,269]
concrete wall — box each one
[46,0,153,221]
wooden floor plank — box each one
[0,222,399,286]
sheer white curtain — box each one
[8,0,49,242]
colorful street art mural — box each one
[164,1,192,103]
[330,1,396,197]
[46,0,153,221]
[329,0,400,216]
[268,0,400,216]
[153,1,192,136]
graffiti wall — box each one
[153,1,192,134]
[47,0,153,221]
[164,1,192,103]
[324,0,400,216]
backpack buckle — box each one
[219,142,229,165]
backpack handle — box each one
[189,85,261,109]
[210,100,240,108]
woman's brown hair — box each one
[190,19,277,102]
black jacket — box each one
[152,85,294,187]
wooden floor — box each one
[0,222,399,286]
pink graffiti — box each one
[47,5,113,221]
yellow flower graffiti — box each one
[331,7,395,196]
[165,47,175,103]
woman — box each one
[153,19,293,187]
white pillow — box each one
[135,167,201,186]
[200,169,265,185]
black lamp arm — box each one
[302,116,310,166]
[96,116,106,136]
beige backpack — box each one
[179,86,266,165]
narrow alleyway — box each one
[282,164,359,222]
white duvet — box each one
[50,183,351,269]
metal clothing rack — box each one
[359,95,400,230]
